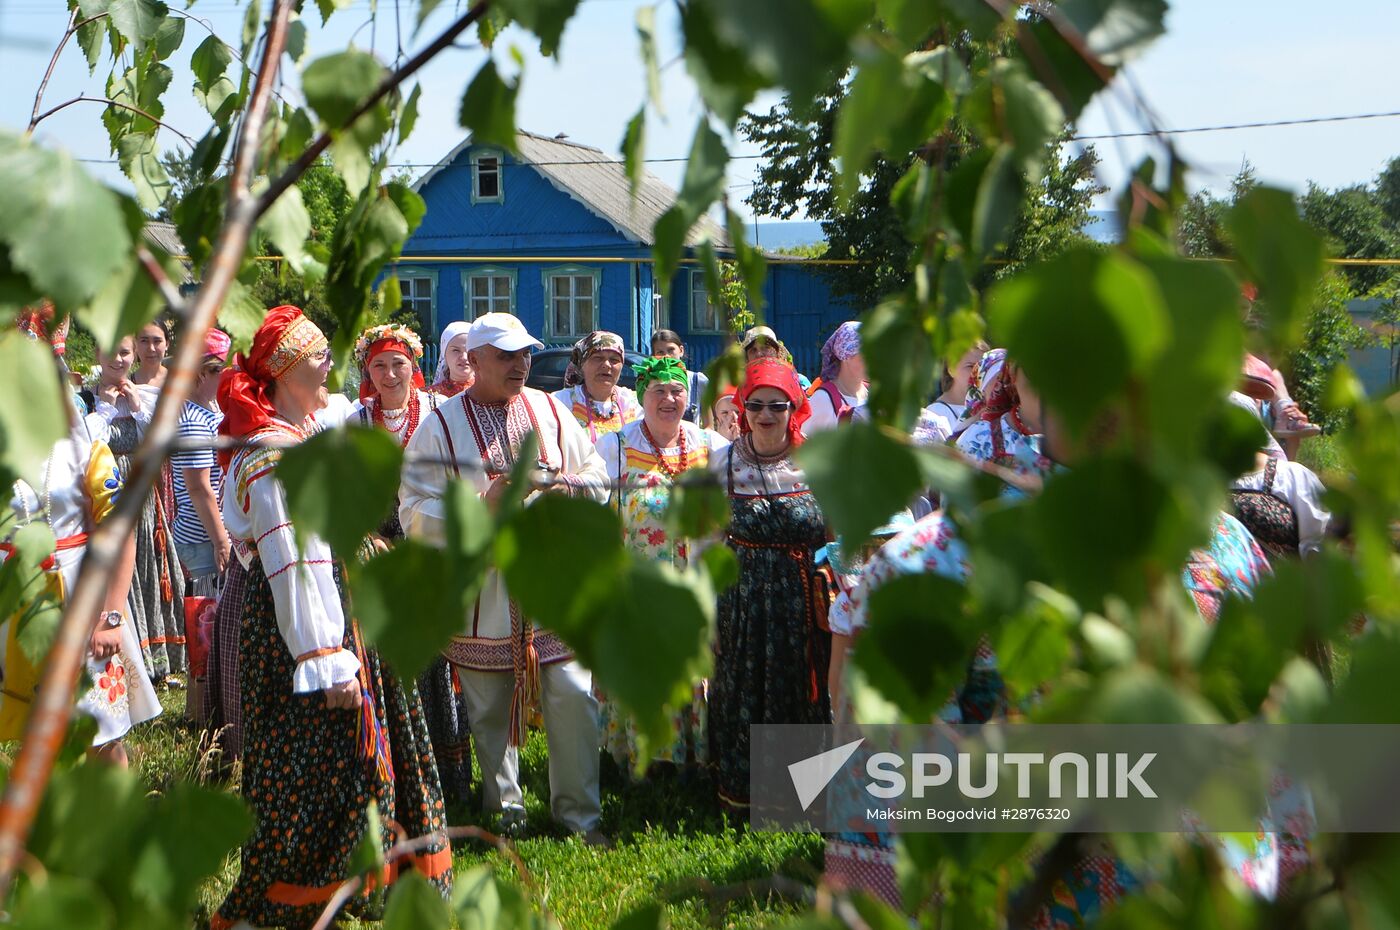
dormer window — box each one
[472,149,503,203]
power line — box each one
[1075,109,1400,141]
[66,107,1400,172]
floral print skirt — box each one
[214,561,451,930]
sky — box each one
[0,0,1398,227]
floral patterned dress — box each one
[593,420,729,769]
[708,437,831,808]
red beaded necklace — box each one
[641,421,688,479]
[373,390,422,447]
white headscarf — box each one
[434,320,473,384]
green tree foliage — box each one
[5,1,1400,928]
[741,80,1104,309]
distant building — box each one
[1348,297,1399,396]
[397,130,850,374]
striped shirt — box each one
[171,400,223,546]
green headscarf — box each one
[633,356,689,395]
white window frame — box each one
[688,268,724,335]
[471,149,504,204]
[461,265,517,319]
[396,268,437,334]
[543,264,601,342]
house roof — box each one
[142,222,197,284]
[412,130,730,249]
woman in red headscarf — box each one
[706,358,831,810]
[350,322,471,807]
[212,307,450,930]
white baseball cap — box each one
[466,312,545,352]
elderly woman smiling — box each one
[552,330,641,443]
[593,357,730,772]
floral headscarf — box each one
[954,348,1007,435]
[353,323,425,402]
[563,330,625,388]
[819,320,861,382]
[633,356,688,395]
[737,358,810,447]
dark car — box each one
[524,347,649,393]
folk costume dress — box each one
[708,359,832,809]
[551,383,641,443]
[353,324,474,809]
[96,387,187,681]
[551,330,640,443]
[593,414,729,769]
[400,385,609,832]
[1,414,162,746]
[213,308,449,930]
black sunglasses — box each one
[743,400,794,414]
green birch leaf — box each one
[257,182,312,271]
[1224,186,1327,353]
[494,0,583,56]
[706,0,873,99]
[399,83,422,145]
[106,0,169,49]
[679,1,765,128]
[384,871,453,930]
[303,50,387,127]
[218,278,268,353]
[352,540,471,679]
[458,59,520,152]
[1056,0,1168,66]
[636,5,663,113]
[241,0,260,59]
[833,40,905,207]
[854,572,980,721]
[276,424,405,559]
[0,330,68,489]
[454,863,535,930]
[988,247,1169,436]
[76,11,106,73]
[621,107,646,200]
[152,13,183,59]
[416,0,448,34]
[797,422,923,544]
[76,249,164,352]
[285,17,309,66]
[0,135,131,311]
[8,876,112,930]
[116,132,171,211]
[315,0,356,24]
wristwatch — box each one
[100,610,124,628]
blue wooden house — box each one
[397,130,850,375]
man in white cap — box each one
[400,312,608,843]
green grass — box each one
[125,692,821,929]
[1296,432,1350,483]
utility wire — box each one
[66,108,1400,170]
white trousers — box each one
[458,659,601,833]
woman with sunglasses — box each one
[708,358,831,810]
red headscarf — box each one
[736,358,810,447]
[216,306,328,469]
[358,337,426,403]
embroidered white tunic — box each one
[399,387,609,671]
[221,420,361,693]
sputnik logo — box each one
[788,738,865,811]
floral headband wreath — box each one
[353,323,424,368]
